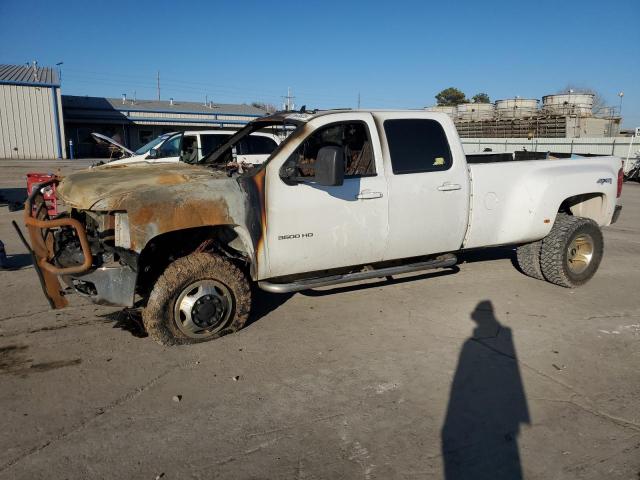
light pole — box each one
[55,62,63,82]
[618,91,624,117]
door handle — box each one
[437,183,462,192]
[356,190,384,200]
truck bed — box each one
[465,151,603,164]
[462,156,621,249]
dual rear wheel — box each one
[516,214,603,288]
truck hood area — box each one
[56,162,256,253]
[90,132,136,157]
[58,162,228,210]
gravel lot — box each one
[1,160,639,479]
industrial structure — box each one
[0,63,65,159]
[0,62,630,158]
[0,62,266,159]
[426,93,621,138]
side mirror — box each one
[147,148,159,159]
[314,146,344,186]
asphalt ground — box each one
[1,159,639,479]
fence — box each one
[461,137,638,159]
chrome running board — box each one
[258,254,457,294]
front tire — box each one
[143,253,251,345]
[540,214,603,288]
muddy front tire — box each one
[143,253,251,345]
[540,214,603,288]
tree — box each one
[472,93,491,104]
[557,85,606,113]
[435,87,467,106]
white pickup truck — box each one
[92,130,280,166]
[23,110,623,345]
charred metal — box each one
[22,110,315,310]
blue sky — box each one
[1,0,639,127]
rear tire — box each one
[516,240,544,280]
[540,214,603,288]
[143,253,251,345]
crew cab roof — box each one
[254,108,450,125]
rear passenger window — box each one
[238,136,278,155]
[384,119,452,174]
[200,134,232,157]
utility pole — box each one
[157,71,161,101]
[282,87,295,111]
[357,92,361,109]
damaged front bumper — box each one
[62,265,136,307]
[20,178,137,309]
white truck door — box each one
[149,132,182,163]
[263,113,388,278]
[376,114,469,260]
[236,134,279,165]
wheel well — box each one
[135,225,250,298]
[558,193,606,224]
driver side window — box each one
[287,122,376,178]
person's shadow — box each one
[441,300,530,479]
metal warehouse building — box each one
[62,95,266,158]
[0,64,66,159]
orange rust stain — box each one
[128,199,233,250]
[252,169,267,255]
[154,174,189,185]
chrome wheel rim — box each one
[566,233,594,275]
[173,280,233,338]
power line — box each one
[60,68,416,108]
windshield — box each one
[199,121,298,166]
[134,134,171,155]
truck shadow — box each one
[0,187,27,211]
[245,287,295,328]
[441,300,530,479]
[2,253,33,270]
[458,246,520,272]
[98,309,148,338]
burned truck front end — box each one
[23,180,138,309]
[20,162,260,311]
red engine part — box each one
[26,173,58,216]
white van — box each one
[91,130,280,166]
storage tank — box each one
[495,98,539,118]
[542,93,594,116]
[594,106,615,118]
[456,102,495,121]
[424,105,456,118]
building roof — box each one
[62,95,266,116]
[0,64,59,86]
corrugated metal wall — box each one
[0,84,65,159]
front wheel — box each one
[143,253,251,345]
[540,214,603,288]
